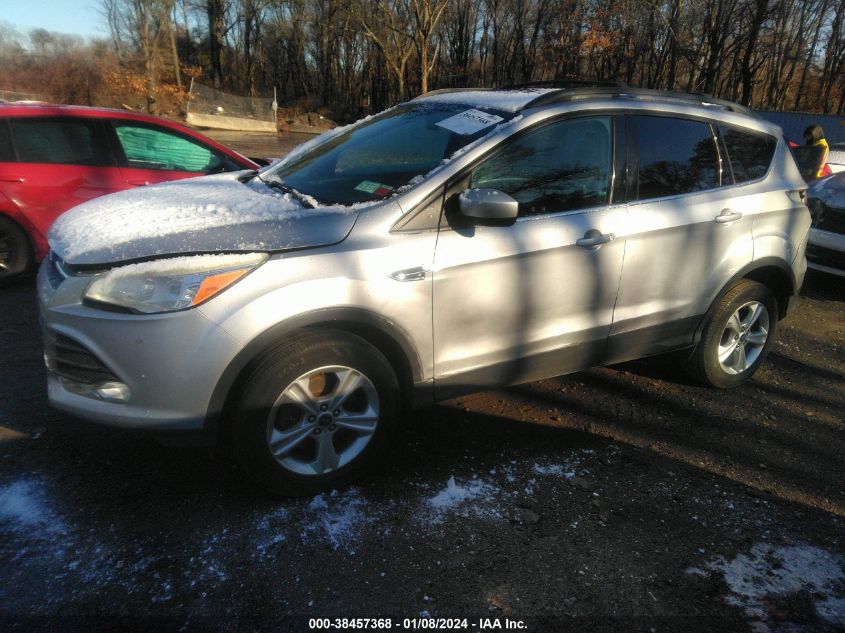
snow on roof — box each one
[414,88,557,113]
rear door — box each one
[0,116,121,245]
[604,114,753,363]
[432,115,627,395]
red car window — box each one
[10,118,113,166]
[113,122,226,173]
[0,120,13,162]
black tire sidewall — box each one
[232,331,400,496]
[700,281,777,388]
[0,216,31,278]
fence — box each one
[757,111,845,144]
[186,80,276,132]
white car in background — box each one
[807,172,845,276]
[827,142,845,174]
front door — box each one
[432,115,626,397]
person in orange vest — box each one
[803,124,832,180]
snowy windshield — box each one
[264,103,514,205]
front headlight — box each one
[84,253,268,314]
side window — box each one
[633,116,719,200]
[470,116,612,216]
[719,126,776,184]
[113,123,224,173]
[0,120,14,162]
[9,118,112,166]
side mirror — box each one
[458,188,519,225]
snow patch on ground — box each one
[532,462,577,479]
[299,488,375,553]
[696,542,845,629]
[424,476,501,523]
[0,478,65,534]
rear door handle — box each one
[126,179,149,186]
[715,208,743,223]
[576,231,615,248]
[0,176,25,183]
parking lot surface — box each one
[2,270,843,632]
[1,130,843,632]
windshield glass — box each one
[263,102,514,205]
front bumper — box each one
[38,260,244,431]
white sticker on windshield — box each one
[436,109,504,135]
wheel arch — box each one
[693,257,796,345]
[205,307,423,442]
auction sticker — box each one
[436,109,504,135]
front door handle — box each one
[715,208,743,223]
[0,176,25,183]
[126,179,150,186]
[576,230,615,248]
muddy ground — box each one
[0,130,843,633]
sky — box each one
[0,0,105,40]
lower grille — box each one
[807,243,845,271]
[52,334,120,385]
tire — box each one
[0,216,31,279]
[230,329,400,496]
[687,279,778,388]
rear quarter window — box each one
[9,118,112,166]
[719,125,776,183]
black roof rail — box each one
[523,86,757,117]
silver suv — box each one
[38,86,811,494]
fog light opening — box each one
[94,382,131,403]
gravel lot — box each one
[0,131,843,632]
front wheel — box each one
[230,330,400,496]
[687,280,777,388]
[0,216,31,279]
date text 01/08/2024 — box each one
[308,618,528,630]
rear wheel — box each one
[687,280,777,388]
[230,330,400,496]
[0,216,31,279]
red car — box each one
[0,104,259,277]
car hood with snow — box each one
[48,172,359,267]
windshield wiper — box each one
[260,175,315,209]
[237,171,315,209]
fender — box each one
[202,306,425,439]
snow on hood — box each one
[809,172,845,208]
[48,172,359,266]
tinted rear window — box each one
[633,115,720,200]
[0,120,13,162]
[10,118,112,166]
[719,126,776,183]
